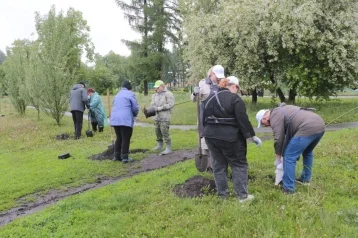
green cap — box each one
[154,80,164,88]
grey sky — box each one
[0,0,139,56]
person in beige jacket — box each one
[256,104,325,194]
[191,65,226,171]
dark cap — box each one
[78,81,86,87]
[122,80,132,90]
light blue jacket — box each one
[110,88,139,127]
[88,92,107,127]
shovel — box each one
[194,92,208,172]
[86,111,94,137]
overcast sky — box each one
[0,0,139,56]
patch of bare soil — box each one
[56,133,70,140]
[0,148,197,227]
[89,145,149,160]
[173,175,216,198]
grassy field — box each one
[0,128,357,237]
[0,96,357,237]
[0,99,197,212]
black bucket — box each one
[143,106,156,118]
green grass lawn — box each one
[0,128,357,237]
[0,100,197,212]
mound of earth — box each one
[89,144,150,160]
[173,175,216,198]
[56,133,70,140]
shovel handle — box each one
[107,89,114,142]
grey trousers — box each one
[205,136,249,199]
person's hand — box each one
[193,86,200,95]
[156,106,163,112]
[135,117,139,122]
[252,136,262,147]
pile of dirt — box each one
[89,144,149,160]
[173,175,216,198]
[56,134,70,140]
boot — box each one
[99,127,104,132]
[113,152,121,162]
[160,143,172,155]
[121,154,134,164]
[151,141,163,151]
[91,122,98,132]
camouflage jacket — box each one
[151,88,175,121]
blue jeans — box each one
[283,132,324,192]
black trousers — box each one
[71,110,84,138]
[205,135,248,199]
[113,126,133,155]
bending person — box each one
[87,88,106,132]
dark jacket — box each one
[202,88,255,142]
[70,84,88,112]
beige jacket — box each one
[151,88,175,122]
[191,77,218,102]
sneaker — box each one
[295,178,310,186]
[282,188,295,195]
[122,158,134,164]
[239,194,255,203]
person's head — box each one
[153,80,165,93]
[87,88,95,96]
[218,77,240,94]
[227,76,240,93]
[210,65,225,84]
[256,109,270,128]
[122,80,132,90]
[78,81,86,88]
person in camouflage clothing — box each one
[150,80,175,155]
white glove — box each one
[193,86,200,94]
[274,158,282,167]
[252,136,262,147]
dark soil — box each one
[89,144,149,160]
[56,133,70,140]
[173,175,216,198]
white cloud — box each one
[0,0,139,56]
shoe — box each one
[239,194,254,203]
[296,178,310,185]
[282,188,295,194]
[122,158,133,164]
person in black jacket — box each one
[202,76,262,203]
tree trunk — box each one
[251,88,258,104]
[288,89,296,104]
[276,88,286,103]
[144,79,148,96]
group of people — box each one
[69,80,175,164]
[69,82,106,139]
[192,65,325,201]
[70,66,325,199]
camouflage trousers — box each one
[154,121,171,144]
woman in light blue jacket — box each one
[110,80,139,163]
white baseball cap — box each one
[227,76,239,86]
[256,109,269,128]
[212,65,225,78]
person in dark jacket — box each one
[256,104,325,193]
[110,80,139,164]
[202,77,262,202]
[70,82,88,139]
